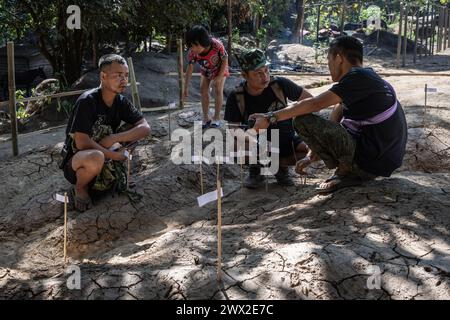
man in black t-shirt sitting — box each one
[225,49,313,188]
[251,36,407,193]
[63,54,150,212]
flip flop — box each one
[316,174,362,194]
[69,187,93,212]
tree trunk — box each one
[291,0,305,43]
[92,30,98,69]
[340,0,347,35]
[166,32,172,54]
[227,0,232,56]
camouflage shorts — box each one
[293,114,376,180]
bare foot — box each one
[73,187,92,212]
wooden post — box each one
[419,8,424,58]
[227,0,232,56]
[397,4,404,68]
[177,38,184,109]
[402,3,408,67]
[316,4,321,43]
[7,42,18,156]
[340,0,346,36]
[444,8,448,51]
[63,192,68,264]
[425,1,430,56]
[445,8,448,50]
[437,7,443,52]
[424,84,428,109]
[127,151,131,189]
[431,6,436,56]
[299,3,305,44]
[127,57,141,112]
[447,9,450,49]
[200,161,204,195]
[216,162,222,283]
[446,9,450,47]
[414,7,419,63]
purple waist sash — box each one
[341,81,398,134]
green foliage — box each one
[232,27,240,43]
[14,89,28,119]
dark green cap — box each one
[236,49,270,72]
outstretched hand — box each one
[248,113,269,132]
[295,151,319,175]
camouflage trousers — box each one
[293,114,376,180]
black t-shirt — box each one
[329,67,408,177]
[66,87,143,139]
[225,77,303,140]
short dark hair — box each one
[185,25,211,48]
[98,54,127,71]
[329,36,363,65]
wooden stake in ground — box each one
[127,57,141,112]
[216,160,222,283]
[240,157,243,189]
[177,38,185,109]
[7,42,18,156]
[200,160,204,195]
[168,107,171,139]
[63,192,68,264]
[127,149,131,189]
[424,83,428,126]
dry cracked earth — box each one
[0,64,449,300]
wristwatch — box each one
[266,111,278,125]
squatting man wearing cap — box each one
[225,49,314,188]
[251,36,408,193]
[60,54,151,212]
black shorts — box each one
[279,134,303,158]
[63,157,98,187]
[63,157,77,184]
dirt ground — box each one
[0,50,449,300]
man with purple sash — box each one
[251,36,408,193]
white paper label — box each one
[55,193,69,203]
[271,147,280,154]
[202,157,211,165]
[426,87,437,93]
[197,188,224,207]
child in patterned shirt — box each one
[184,25,229,128]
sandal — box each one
[316,174,362,194]
[69,187,93,212]
[210,120,221,128]
[202,120,211,129]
